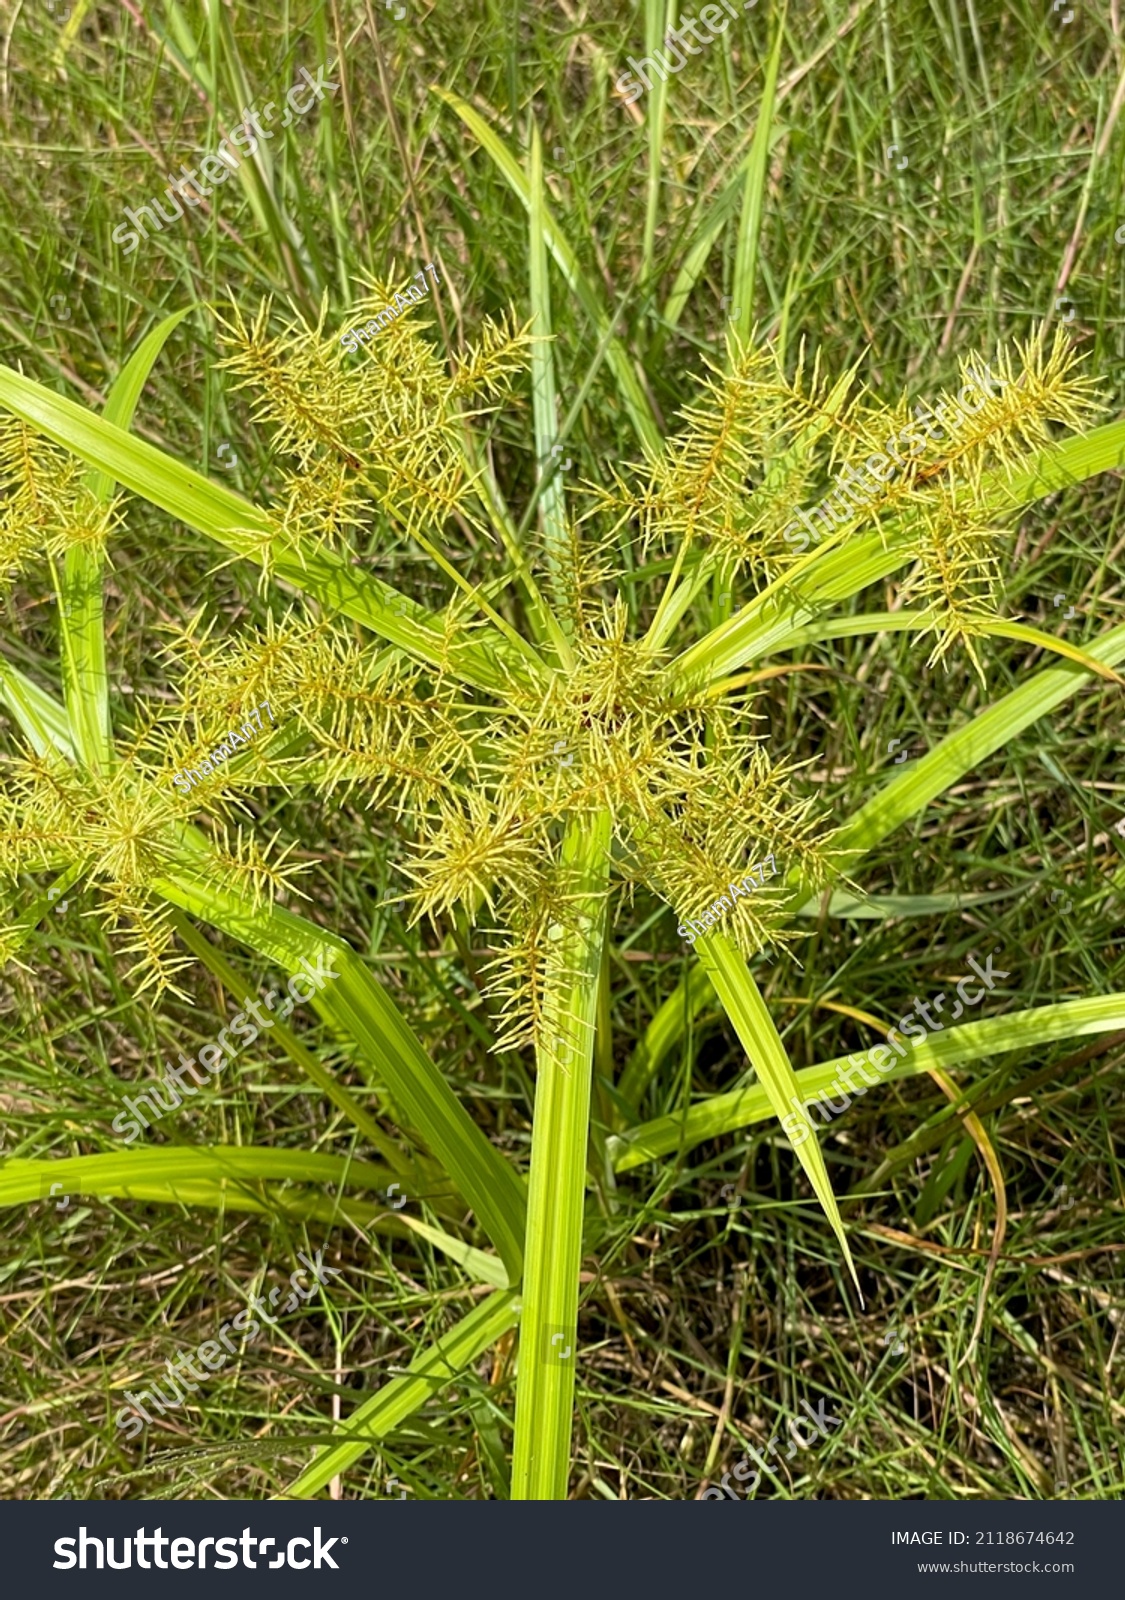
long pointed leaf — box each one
[284,1288,522,1497]
[729,6,787,343]
[63,306,197,771]
[698,932,860,1295]
[528,127,573,640]
[609,994,1125,1172]
[830,619,1125,871]
[153,867,528,1284]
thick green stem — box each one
[511,809,612,1500]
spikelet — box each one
[271,456,372,562]
[628,733,834,961]
[732,341,869,576]
[627,340,787,560]
[400,791,548,926]
[0,737,260,995]
[913,330,1107,481]
[104,897,194,998]
[215,295,371,467]
[0,418,121,588]
[479,864,605,1056]
[897,470,1008,679]
[533,510,620,635]
[0,500,45,587]
[0,418,79,524]
[478,887,559,1054]
[200,823,308,913]
[450,307,536,401]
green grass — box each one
[0,0,1123,1503]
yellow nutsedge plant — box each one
[123,309,1103,1036]
[0,307,1106,1005]
[0,276,1115,1503]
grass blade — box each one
[0,1150,503,1281]
[168,908,409,1170]
[641,0,671,289]
[0,656,74,759]
[0,1146,396,1209]
[284,1289,522,1497]
[434,88,662,455]
[971,617,1123,686]
[528,127,574,648]
[63,306,197,772]
[729,4,787,343]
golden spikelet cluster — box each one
[917,334,1105,477]
[608,326,1105,674]
[594,340,868,587]
[450,307,537,401]
[0,418,121,588]
[0,298,1104,1023]
[216,296,374,464]
[170,590,829,1047]
[214,288,532,577]
[422,624,830,1048]
[0,732,304,994]
[893,335,1105,671]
